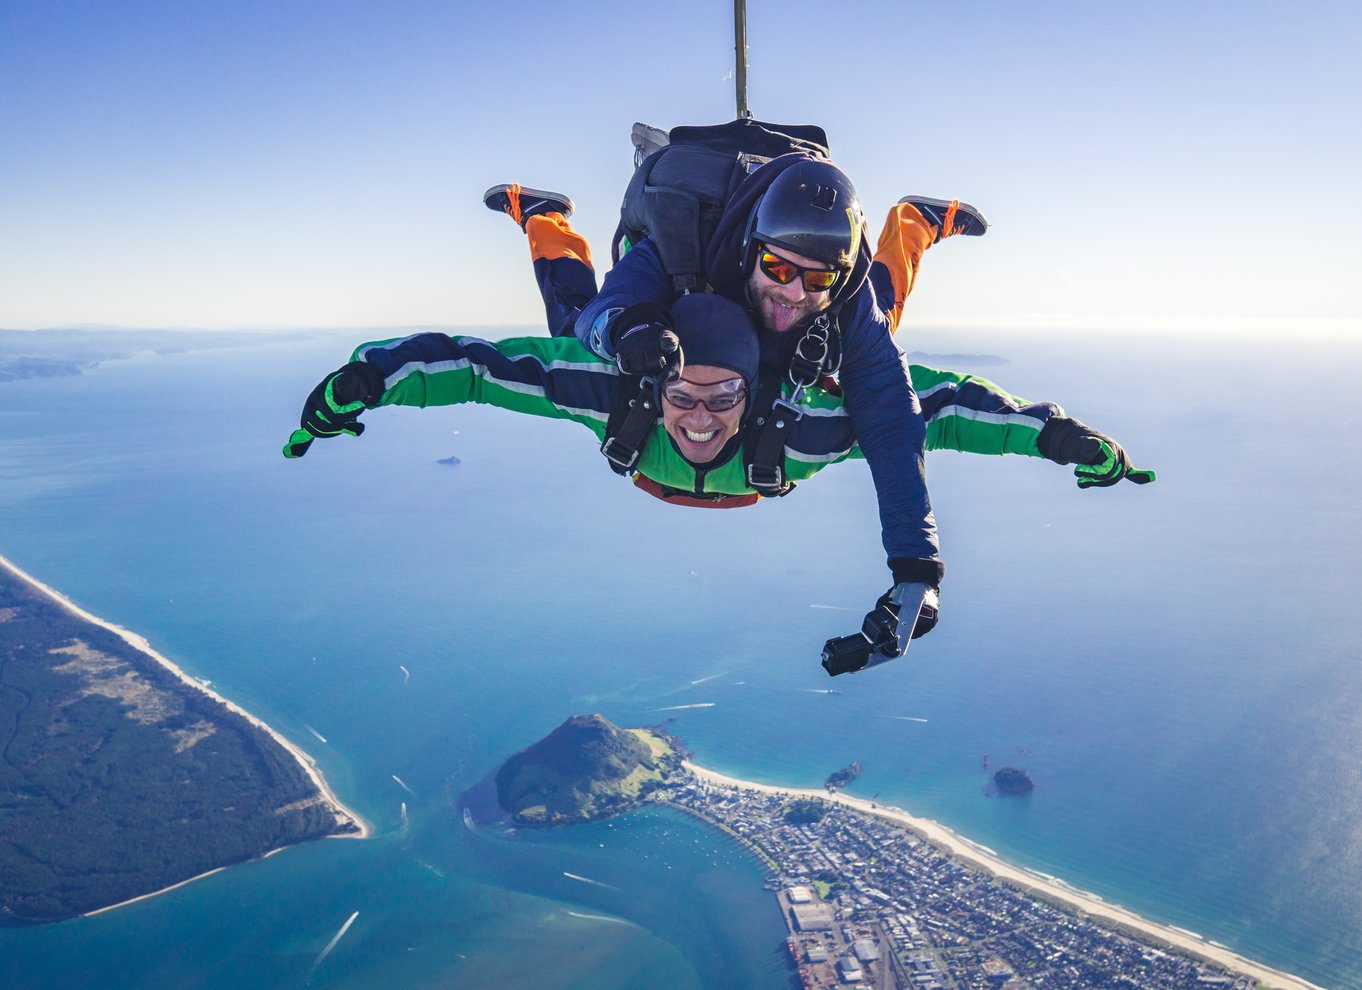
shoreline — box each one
[684,761,1325,990]
[0,553,372,915]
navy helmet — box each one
[742,159,865,272]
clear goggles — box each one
[662,377,748,413]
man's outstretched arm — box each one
[283,333,620,457]
[911,364,1156,487]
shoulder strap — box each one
[742,369,797,497]
[742,314,842,497]
[600,374,661,474]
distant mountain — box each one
[495,714,682,825]
[903,350,1008,367]
[0,328,307,383]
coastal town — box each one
[658,773,1262,990]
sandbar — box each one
[685,760,1324,990]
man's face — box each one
[746,244,840,335]
[661,365,748,465]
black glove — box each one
[821,583,940,676]
[610,302,682,380]
[1036,416,1156,488]
[283,361,386,459]
[865,582,941,651]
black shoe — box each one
[898,196,988,241]
[483,184,575,229]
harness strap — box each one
[601,375,661,474]
[743,370,799,496]
[742,315,842,497]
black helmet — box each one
[743,159,865,270]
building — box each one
[791,903,836,932]
[836,957,864,983]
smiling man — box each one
[662,372,747,462]
[284,293,1152,663]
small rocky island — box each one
[825,761,863,792]
[992,766,1036,796]
[494,714,683,825]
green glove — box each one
[1037,416,1156,489]
[1073,439,1156,488]
[282,361,385,459]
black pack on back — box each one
[615,118,832,293]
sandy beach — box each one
[685,761,1325,990]
[1,553,371,866]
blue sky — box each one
[2,0,1358,336]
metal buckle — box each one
[746,462,785,489]
[600,436,642,471]
[789,315,837,388]
[771,395,805,422]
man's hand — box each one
[1037,416,1156,488]
[282,361,385,459]
[822,583,940,676]
[865,582,941,655]
[610,302,683,380]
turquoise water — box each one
[1,328,1360,988]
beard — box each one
[745,277,829,337]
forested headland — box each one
[0,564,356,925]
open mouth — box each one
[769,302,802,333]
[683,428,718,443]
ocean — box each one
[1,326,1359,988]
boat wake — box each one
[563,871,621,892]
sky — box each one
[1,0,1359,336]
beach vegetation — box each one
[784,798,828,824]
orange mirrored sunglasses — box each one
[757,247,843,293]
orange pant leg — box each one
[525,212,594,267]
[523,213,598,338]
[872,203,937,334]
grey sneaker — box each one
[898,196,988,241]
[631,122,670,168]
[483,184,575,229]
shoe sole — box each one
[898,196,988,234]
[482,184,575,217]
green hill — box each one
[495,714,681,825]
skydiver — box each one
[476,176,1152,651]
[283,293,1152,665]
[594,156,953,569]
[482,160,958,617]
